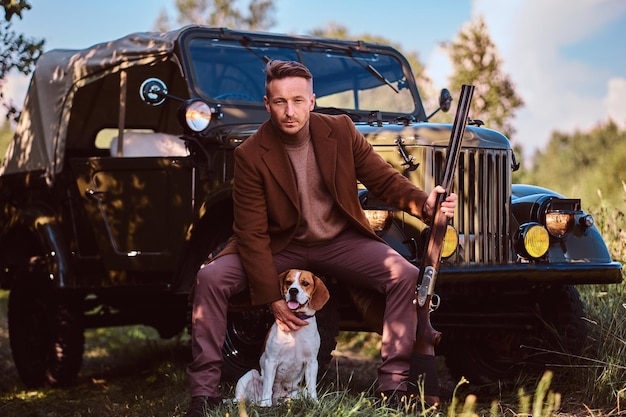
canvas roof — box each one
[0,28,184,178]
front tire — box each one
[221,307,274,381]
[8,284,84,388]
[444,285,587,388]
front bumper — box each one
[435,261,623,286]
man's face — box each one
[264,76,315,136]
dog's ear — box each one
[278,270,290,296]
[309,274,330,311]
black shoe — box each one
[184,396,222,417]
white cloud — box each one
[604,77,626,129]
[471,0,626,159]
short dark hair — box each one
[264,60,313,96]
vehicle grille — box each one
[433,147,512,265]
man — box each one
[184,60,457,416]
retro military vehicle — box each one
[0,26,621,389]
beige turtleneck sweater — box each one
[280,126,347,245]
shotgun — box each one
[407,84,475,405]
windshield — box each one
[186,38,415,114]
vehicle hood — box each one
[356,122,511,149]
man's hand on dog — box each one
[271,299,309,332]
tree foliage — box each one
[526,120,626,213]
[446,15,523,140]
[0,0,44,122]
[154,0,275,32]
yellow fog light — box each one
[517,223,549,259]
[365,209,393,232]
[545,210,575,238]
[441,225,458,258]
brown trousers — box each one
[187,228,419,397]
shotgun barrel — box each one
[408,84,475,406]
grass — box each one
[0,308,192,416]
[578,199,626,408]
[0,207,624,416]
[575,282,626,407]
[0,290,620,417]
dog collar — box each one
[295,313,313,320]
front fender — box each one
[512,183,565,200]
[0,206,72,289]
[511,183,614,264]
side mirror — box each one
[425,88,453,121]
[139,78,168,106]
[439,88,452,113]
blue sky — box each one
[6,0,626,160]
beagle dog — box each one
[235,269,330,406]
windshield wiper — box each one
[365,64,399,94]
[303,41,401,94]
[240,36,272,64]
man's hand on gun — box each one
[424,185,457,220]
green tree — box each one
[0,0,44,122]
[154,0,275,32]
[526,120,626,212]
[308,21,436,111]
[445,15,523,141]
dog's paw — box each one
[259,399,273,407]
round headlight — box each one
[545,210,575,238]
[441,225,458,258]
[517,223,550,259]
[180,99,212,132]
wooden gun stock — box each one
[407,84,475,405]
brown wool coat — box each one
[219,112,429,305]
